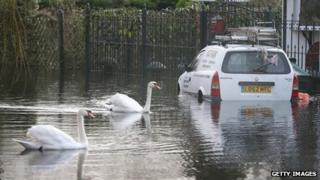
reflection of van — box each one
[179,95,295,176]
[178,45,297,101]
[183,96,294,148]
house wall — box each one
[284,0,320,72]
[285,0,306,69]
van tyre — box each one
[198,91,203,103]
[177,84,180,95]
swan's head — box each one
[78,109,95,118]
[148,81,161,90]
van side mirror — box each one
[289,58,296,64]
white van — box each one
[178,44,298,101]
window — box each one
[187,50,206,71]
[222,51,291,74]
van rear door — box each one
[219,50,293,101]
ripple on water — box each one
[1,75,320,180]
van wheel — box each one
[198,91,203,103]
[177,84,180,95]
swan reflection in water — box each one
[104,112,151,133]
[20,149,88,179]
[20,149,86,171]
[107,112,142,130]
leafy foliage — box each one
[87,0,183,9]
[176,0,192,8]
[300,0,320,24]
[38,0,76,8]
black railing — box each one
[15,3,320,78]
[283,20,320,77]
[86,8,198,74]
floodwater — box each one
[0,71,319,180]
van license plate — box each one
[242,86,271,93]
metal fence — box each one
[17,3,320,77]
[283,20,320,77]
[87,8,198,74]
[22,8,85,70]
[25,12,59,68]
[85,2,281,74]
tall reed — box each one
[0,0,29,83]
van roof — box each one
[205,44,282,52]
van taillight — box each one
[211,72,220,97]
[291,74,299,98]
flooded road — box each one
[0,71,319,180]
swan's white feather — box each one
[13,109,90,150]
[27,125,81,150]
[107,93,143,112]
[12,139,41,150]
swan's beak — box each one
[154,83,161,90]
[88,112,95,118]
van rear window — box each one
[222,51,291,74]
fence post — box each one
[200,3,208,49]
[85,4,91,89]
[282,0,287,51]
[57,9,64,74]
[57,8,65,98]
[126,34,132,75]
[141,8,147,76]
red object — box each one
[298,92,310,101]
[306,42,319,72]
[211,103,220,124]
[211,19,225,34]
[297,92,310,108]
[211,72,220,97]
[291,74,299,98]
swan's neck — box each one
[77,114,88,146]
[143,86,153,112]
[77,152,87,179]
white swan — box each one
[105,81,161,113]
[13,109,95,150]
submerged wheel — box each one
[198,90,203,103]
[177,84,180,95]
